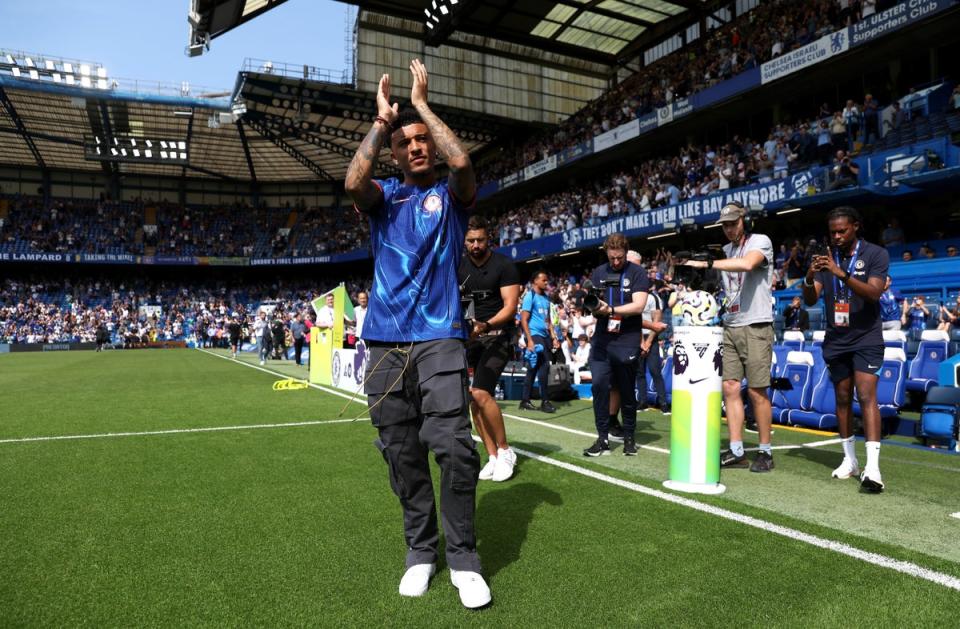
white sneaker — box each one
[860,468,885,493]
[398,563,436,597]
[478,457,497,481]
[450,569,491,609]
[831,457,860,479]
[491,447,516,482]
[259,360,265,366]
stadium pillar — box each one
[41,169,51,207]
[663,326,726,495]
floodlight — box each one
[63,63,72,73]
[95,136,101,144]
[179,152,187,160]
[79,64,90,76]
[97,79,107,90]
[111,148,118,156]
[80,77,91,88]
[65,75,74,85]
[424,8,431,17]
[97,67,106,78]
[45,60,55,70]
[132,149,140,157]
[95,147,101,155]
[145,140,152,148]
[439,5,449,15]
[25,57,34,67]
[160,141,167,149]
[160,151,168,159]
[11,67,20,77]
[130,139,137,146]
[178,141,186,150]
[144,150,152,158]
[53,73,61,83]
[426,21,434,29]
[29,69,39,80]
[4,54,13,64]
[120,148,127,156]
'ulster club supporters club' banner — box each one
[523,154,557,179]
[850,0,955,47]
[761,30,850,84]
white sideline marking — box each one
[502,412,670,454]
[0,418,358,444]
[510,444,960,592]
[950,513,960,520]
[205,349,960,591]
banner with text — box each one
[761,30,850,84]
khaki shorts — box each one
[722,323,774,388]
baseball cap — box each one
[715,203,747,224]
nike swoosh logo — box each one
[867,365,879,369]
[690,377,708,384]
[392,197,412,204]
[628,356,636,361]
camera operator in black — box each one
[583,233,651,457]
[458,215,522,482]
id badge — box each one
[607,314,623,333]
[834,302,850,327]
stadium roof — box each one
[351,0,707,69]
[188,1,721,73]
[0,57,520,183]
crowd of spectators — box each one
[479,0,883,185]
[0,195,369,258]
[0,275,366,345]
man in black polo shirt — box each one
[459,215,522,482]
[227,315,243,359]
[583,233,651,457]
[802,206,888,493]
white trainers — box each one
[491,447,516,482]
[478,456,497,481]
[450,569,491,609]
[831,457,860,479]
[259,360,265,366]
[860,468,885,493]
[398,563,436,597]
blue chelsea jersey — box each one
[362,177,473,342]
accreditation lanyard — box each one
[606,266,626,334]
[832,240,861,327]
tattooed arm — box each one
[345,73,398,212]
[409,58,476,204]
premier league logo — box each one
[353,340,367,386]
[674,342,689,375]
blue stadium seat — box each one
[919,386,960,449]
[771,351,815,424]
[809,330,825,347]
[782,330,804,352]
[853,348,907,418]
[772,345,791,377]
[907,330,949,393]
[883,330,907,352]
[787,369,838,430]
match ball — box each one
[678,290,719,326]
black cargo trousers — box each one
[364,338,483,573]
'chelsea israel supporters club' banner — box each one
[505,169,822,261]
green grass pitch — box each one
[2,348,959,626]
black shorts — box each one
[823,344,884,383]
[464,331,514,395]
[230,336,241,347]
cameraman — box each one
[582,233,652,457]
[828,150,860,191]
[459,215,522,482]
[680,202,776,473]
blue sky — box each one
[0,0,351,91]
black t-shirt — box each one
[228,322,242,339]
[458,251,521,324]
[590,260,651,348]
[816,239,888,353]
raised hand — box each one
[409,59,428,109]
[377,74,399,125]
